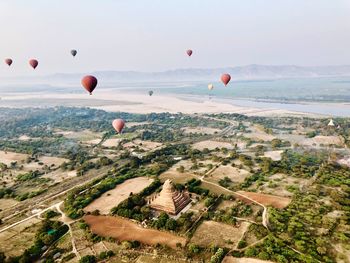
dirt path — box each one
[0,165,113,223]
[199,165,269,230]
[0,201,63,233]
[201,179,269,229]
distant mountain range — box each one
[3,65,350,86]
[46,65,350,83]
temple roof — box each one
[149,179,191,215]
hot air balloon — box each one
[208,84,214,91]
[71,50,77,57]
[221,74,231,86]
[186,49,193,57]
[81,75,98,95]
[112,119,125,134]
[148,90,154,96]
[5,58,12,67]
[29,59,38,69]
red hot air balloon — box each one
[81,75,98,95]
[221,73,231,86]
[186,49,193,57]
[112,119,125,134]
[29,59,38,69]
[5,58,12,66]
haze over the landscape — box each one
[0,0,350,76]
[1,2,350,263]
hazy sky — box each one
[0,0,350,75]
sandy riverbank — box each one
[0,90,325,117]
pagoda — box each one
[149,179,191,215]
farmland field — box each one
[0,151,68,169]
[135,255,188,263]
[123,139,163,151]
[223,256,274,263]
[84,177,153,214]
[182,126,221,135]
[0,151,29,166]
[237,191,291,209]
[207,165,251,183]
[0,198,19,211]
[159,160,196,184]
[0,218,42,257]
[84,215,187,249]
[263,150,283,161]
[43,169,77,183]
[192,140,234,151]
[190,220,249,249]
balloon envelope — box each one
[148,90,153,96]
[29,59,38,69]
[186,49,193,57]
[221,74,231,86]
[71,50,77,57]
[5,58,12,66]
[208,84,214,90]
[81,75,98,95]
[112,119,125,133]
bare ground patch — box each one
[84,215,187,249]
[55,129,102,141]
[263,150,283,161]
[245,125,276,142]
[84,177,153,214]
[42,170,77,183]
[123,139,163,151]
[159,160,196,184]
[190,220,249,249]
[259,173,309,197]
[302,135,344,147]
[237,191,291,209]
[223,257,274,263]
[135,255,188,263]
[0,151,29,166]
[192,140,234,151]
[207,165,251,183]
[101,138,122,147]
[0,151,67,172]
[84,137,122,148]
[0,198,19,211]
[182,127,221,135]
[0,218,41,257]
[337,156,350,168]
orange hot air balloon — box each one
[81,75,98,95]
[112,119,125,133]
[186,49,193,57]
[29,59,38,69]
[5,58,12,66]
[221,74,231,86]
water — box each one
[156,77,350,102]
[152,77,350,117]
[217,99,350,117]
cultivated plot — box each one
[84,177,153,214]
[191,220,249,249]
[237,191,291,209]
[192,140,234,151]
[84,215,187,249]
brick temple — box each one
[149,179,191,215]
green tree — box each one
[0,252,5,263]
[165,218,177,230]
[188,243,200,254]
[79,255,97,263]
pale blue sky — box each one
[0,0,349,75]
